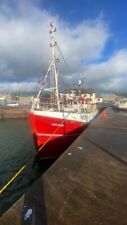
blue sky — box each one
[42,0,127,51]
[0,0,127,94]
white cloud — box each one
[86,49,127,93]
[0,81,38,93]
[0,0,120,94]
[57,19,109,69]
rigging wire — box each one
[0,29,98,195]
[56,42,73,77]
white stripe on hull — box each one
[31,109,98,123]
[36,133,80,137]
[37,133,63,137]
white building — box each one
[0,97,7,106]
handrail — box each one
[32,100,97,114]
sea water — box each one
[0,118,54,216]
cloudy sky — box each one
[0,0,127,94]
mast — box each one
[49,22,60,111]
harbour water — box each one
[0,118,55,216]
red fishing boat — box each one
[29,23,98,160]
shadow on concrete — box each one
[86,137,127,167]
[21,159,56,225]
[21,179,47,225]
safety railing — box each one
[31,97,97,114]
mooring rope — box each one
[0,112,71,194]
[0,165,26,194]
[0,108,97,194]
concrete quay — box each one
[1,108,127,225]
[0,107,28,119]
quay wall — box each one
[0,107,29,119]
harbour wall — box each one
[0,107,28,119]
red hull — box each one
[29,112,87,160]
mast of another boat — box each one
[49,22,60,111]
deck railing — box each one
[32,97,97,114]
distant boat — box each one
[114,98,127,110]
[29,23,98,160]
[7,101,19,107]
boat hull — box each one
[29,111,88,160]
